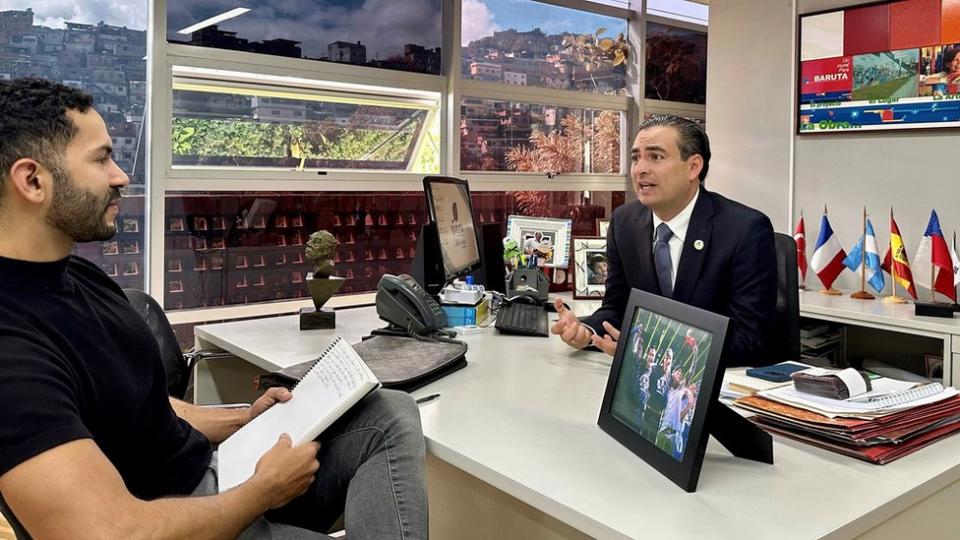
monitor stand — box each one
[707,399,773,464]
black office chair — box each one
[123,288,194,400]
[770,233,801,363]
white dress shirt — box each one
[651,189,699,291]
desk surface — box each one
[196,304,960,540]
[800,289,960,336]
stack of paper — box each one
[733,379,960,464]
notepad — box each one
[217,337,381,492]
[859,383,945,408]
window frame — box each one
[147,0,696,322]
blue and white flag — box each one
[843,217,885,293]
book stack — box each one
[733,378,960,464]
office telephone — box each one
[376,273,448,335]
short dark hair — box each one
[0,78,94,198]
[638,114,711,183]
[943,47,960,68]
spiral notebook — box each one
[864,383,945,408]
[217,337,381,492]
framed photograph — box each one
[597,218,610,237]
[101,241,119,256]
[235,255,249,269]
[506,215,573,268]
[121,261,139,276]
[101,263,118,277]
[598,289,733,492]
[167,259,182,273]
[193,216,208,231]
[211,216,226,230]
[572,237,608,299]
[121,240,139,255]
[211,237,226,250]
[122,218,139,233]
[210,254,224,270]
[168,280,184,294]
[192,237,207,251]
[169,217,185,232]
[925,354,944,380]
[276,215,288,228]
[291,213,304,228]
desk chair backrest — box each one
[123,289,191,400]
[770,233,801,363]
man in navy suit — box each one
[551,114,776,367]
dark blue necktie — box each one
[654,223,674,297]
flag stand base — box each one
[820,288,843,296]
[851,290,875,300]
[882,295,908,304]
[798,284,808,290]
[915,302,955,318]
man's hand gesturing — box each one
[550,297,592,349]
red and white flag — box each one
[810,212,847,290]
[794,214,807,284]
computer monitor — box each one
[423,176,482,282]
[597,289,772,492]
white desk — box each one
[195,305,960,540]
[800,290,960,384]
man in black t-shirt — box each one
[0,78,427,539]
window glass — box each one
[164,190,624,310]
[461,0,630,95]
[460,98,622,174]
[1,3,147,289]
[167,1,442,75]
[172,86,440,173]
[644,21,707,104]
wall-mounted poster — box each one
[799,0,960,133]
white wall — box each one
[705,0,795,232]
[708,0,960,294]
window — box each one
[645,21,708,104]
[460,98,622,174]
[461,0,630,95]
[1,3,147,290]
[171,82,440,173]
[163,190,623,310]
[167,0,443,75]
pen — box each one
[415,393,441,404]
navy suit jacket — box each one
[581,188,777,367]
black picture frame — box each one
[597,289,732,493]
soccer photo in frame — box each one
[572,237,607,299]
[506,215,572,267]
[597,289,733,492]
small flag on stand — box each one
[810,207,846,294]
[843,215,884,294]
[881,210,917,301]
[914,210,956,303]
[795,212,807,287]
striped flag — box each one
[810,212,847,290]
[843,217,885,293]
[914,210,956,302]
[795,214,807,283]
[881,215,918,299]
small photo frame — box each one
[572,236,608,299]
[101,263,118,277]
[122,261,139,276]
[167,259,182,273]
[211,237,226,250]
[193,216,208,231]
[235,255,249,269]
[597,218,610,237]
[211,216,226,230]
[210,254,224,270]
[121,240,140,255]
[291,213,304,228]
[506,215,573,268]
[192,237,207,251]
[169,217,185,232]
[101,241,119,256]
[291,271,304,284]
[276,215,289,228]
[122,218,139,233]
[598,289,734,492]
[925,354,944,380]
[168,280,184,293]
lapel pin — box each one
[694,239,704,251]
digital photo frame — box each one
[597,289,773,492]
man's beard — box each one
[45,163,121,243]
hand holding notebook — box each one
[217,337,380,492]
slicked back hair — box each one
[0,78,94,204]
[637,114,710,183]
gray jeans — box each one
[193,389,428,539]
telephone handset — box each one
[376,274,448,335]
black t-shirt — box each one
[0,255,211,499]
